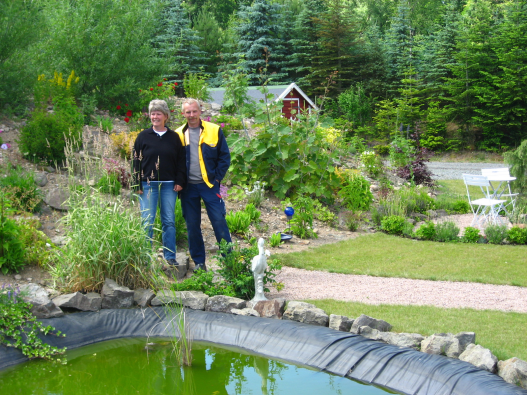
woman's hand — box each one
[174,184,183,192]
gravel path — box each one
[269,267,527,313]
[268,162,525,313]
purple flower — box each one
[219,184,229,199]
[0,129,3,133]
[206,116,211,122]
[1,144,8,150]
[220,123,225,128]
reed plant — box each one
[51,189,162,291]
[164,297,192,366]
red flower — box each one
[163,78,167,81]
[150,88,154,91]
[174,82,178,86]
[170,109,174,112]
[157,82,163,87]
[125,103,128,107]
[126,110,132,117]
[139,89,142,92]
[124,117,130,123]
[116,105,121,110]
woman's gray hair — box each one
[148,99,170,121]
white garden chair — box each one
[480,168,518,215]
[462,174,507,227]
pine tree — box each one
[192,7,224,76]
[472,0,527,149]
[304,0,361,97]
[286,0,327,86]
[234,0,288,84]
[153,0,204,83]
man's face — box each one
[182,102,202,128]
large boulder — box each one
[205,295,246,313]
[421,332,475,358]
[282,301,329,327]
[498,358,527,388]
[459,344,498,373]
[20,283,63,319]
[44,187,70,211]
[329,314,354,332]
[387,333,424,350]
[101,279,134,309]
[246,299,286,319]
[52,292,101,311]
[151,290,209,310]
[350,314,392,334]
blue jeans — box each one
[139,181,177,260]
[180,182,232,264]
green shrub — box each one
[245,181,266,207]
[338,172,373,211]
[374,144,390,156]
[227,110,340,199]
[183,72,211,102]
[380,215,407,236]
[462,227,481,243]
[397,186,435,214]
[226,211,252,236]
[244,203,261,222]
[389,136,414,168]
[289,196,318,239]
[214,239,281,300]
[96,173,122,195]
[269,233,282,247]
[0,216,26,274]
[485,224,508,245]
[19,101,82,164]
[360,150,382,177]
[402,221,415,238]
[434,221,460,242]
[50,190,161,292]
[173,270,235,297]
[0,164,43,213]
[451,200,471,214]
[18,223,54,267]
[507,226,527,245]
[415,221,436,241]
[313,200,337,227]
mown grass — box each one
[277,233,527,286]
[430,151,504,163]
[307,299,527,361]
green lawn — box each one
[308,299,527,361]
[277,232,527,286]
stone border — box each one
[19,279,527,389]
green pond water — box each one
[0,338,398,395]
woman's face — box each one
[150,110,168,129]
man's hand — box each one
[174,184,183,192]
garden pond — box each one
[0,338,398,395]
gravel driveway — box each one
[427,162,508,180]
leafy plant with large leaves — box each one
[228,105,340,199]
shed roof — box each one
[208,83,318,110]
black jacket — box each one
[132,127,187,191]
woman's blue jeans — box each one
[139,181,177,260]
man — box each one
[176,98,232,272]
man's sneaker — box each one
[194,263,207,272]
[166,259,178,266]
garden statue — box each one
[251,238,270,302]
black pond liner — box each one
[0,307,525,395]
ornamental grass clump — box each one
[51,189,162,292]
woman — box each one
[132,99,186,267]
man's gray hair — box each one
[148,99,170,121]
[181,98,201,111]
